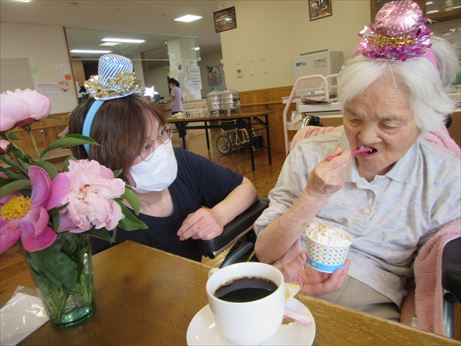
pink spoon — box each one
[325,148,372,161]
[351,148,372,155]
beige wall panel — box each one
[219,0,370,91]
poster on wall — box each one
[214,6,237,33]
[185,65,202,89]
[36,83,59,97]
[308,0,333,21]
[207,65,224,91]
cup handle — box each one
[208,267,219,278]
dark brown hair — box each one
[69,94,166,182]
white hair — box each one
[338,36,459,133]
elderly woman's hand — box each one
[305,148,351,198]
[177,207,223,241]
[276,251,350,296]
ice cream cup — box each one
[305,222,352,273]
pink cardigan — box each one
[410,220,460,335]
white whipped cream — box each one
[306,222,352,247]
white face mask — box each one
[129,140,178,193]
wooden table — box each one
[11,241,458,345]
[169,111,272,171]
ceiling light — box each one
[425,1,433,5]
[100,42,120,47]
[193,47,200,51]
[13,0,32,2]
[70,49,112,54]
[426,9,439,14]
[174,14,203,23]
[101,37,145,43]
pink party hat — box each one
[354,0,435,65]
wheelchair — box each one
[215,119,250,155]
[215,119,263,155]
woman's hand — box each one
[276,251,350,296]
[177,207,223,241]
[305,149,351,198]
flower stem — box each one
[6,153,28,176]
[25,128,40,157]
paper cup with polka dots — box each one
[305,223,352,273]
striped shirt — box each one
[255,129,461,306]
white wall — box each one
[144,62,170,99]
[199,50,225,97]
[0,22,78,113]
[219,0,370,91]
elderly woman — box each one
[254,0,460,320]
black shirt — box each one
[91,148,243,261]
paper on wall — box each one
[55,63,70,74]
[36,83,59,97]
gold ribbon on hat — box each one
[368,34,416,47]
[85,72,143,100]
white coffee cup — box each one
[206,262,285,345]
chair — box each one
[442,238,461,337]
[200,198,269,268]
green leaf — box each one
[40,134,98,159]
[113,168,122,177]
[110,228,118,242]
[32,160,59,179]
[0,177,13,186]
[87,228,114,243]
[63,156,71,171]
[52,213,61,232]
[121,187,141,214]
[63,152,75,171]
[29,246,78,292]
[0,156,26,173]
[118,205,148,231]
[20,161,31,173]
[49,203,68,215]
[0,179,31,199]
[60,232,78,254]
[5,142,33,166]
[5,132,20,141]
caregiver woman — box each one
[69,54,257,261]
[254,0,460,320]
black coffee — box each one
[214,276,278,303]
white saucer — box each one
[186,298,316,345]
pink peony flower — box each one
[0,166,69,253]
[0,89,51,132]
[59,160,125,233]
[0,139,10,154]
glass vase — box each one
[23,232,96,328]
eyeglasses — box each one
[140,123,173,161]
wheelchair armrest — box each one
[442,238,461,301]
[220,241,255,268]
[200,198,269,259]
